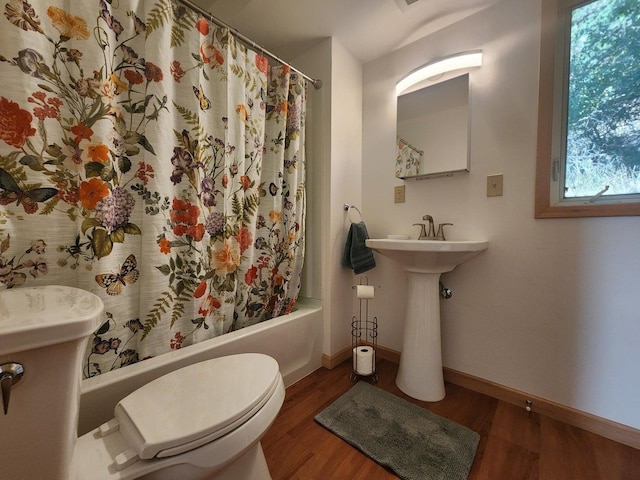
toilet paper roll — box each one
[355,285,374,299]
[353,346,375,375]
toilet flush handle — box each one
[0,362,24,415]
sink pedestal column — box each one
[396,271,446,402]
[364,238,488,402]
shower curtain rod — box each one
[178,0,322,89]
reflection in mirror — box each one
[396,74,470,179]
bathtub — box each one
[78,298,323,435]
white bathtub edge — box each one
[78,298,323,435]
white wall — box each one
[295,38,363,357]
[362,0,640,429]
[327,41,364,356]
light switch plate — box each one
[394,185,406,203]
[487,174,503,197]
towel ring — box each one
[344,204,363,223]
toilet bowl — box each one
[0,286,284,480]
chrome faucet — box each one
[413,215,436,240]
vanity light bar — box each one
[396,51,483,96]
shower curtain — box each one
[0,0,306,378]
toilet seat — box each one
[107,353,280,459]
[74,353,285,479]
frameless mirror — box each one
[395,74,470,179]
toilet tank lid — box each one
[0,286,103,356]
[115,353,282,460]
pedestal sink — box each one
[365,239,488,401]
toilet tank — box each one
[0,286,103,480]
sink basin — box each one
[365,239,488,273]
[365,238,488,401]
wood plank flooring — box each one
[261,359,640,479]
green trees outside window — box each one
[564,0,640,198]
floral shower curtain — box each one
[0,0,306,378]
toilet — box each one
[0,286,285,480]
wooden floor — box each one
[261,359,640,480]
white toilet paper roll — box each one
[355,285,374,299]
[353,346,375,375]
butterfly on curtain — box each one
[95,254,139,296]
[0,167,58,214]
[193,85,211,110]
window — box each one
[535,0,640,217]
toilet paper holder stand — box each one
[350,276,379,383]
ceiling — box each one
[193,0,501,64]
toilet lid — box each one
[114,353,281,460]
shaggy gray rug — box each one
[315,382,479,480]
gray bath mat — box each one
[314,382,479,480]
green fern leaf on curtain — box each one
[169,10,196,48]
[170,282,195,328]
[242,193,261,225]
[146,1,177,39]
[142,288,176,339]
[231,194,242,217]
[146,0,197,47]
[39,198,57,215]
[173,102,203,129]
[230,63,245,80]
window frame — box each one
[535,0,640,218]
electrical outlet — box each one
[487,174,504,197]
[394,185,405,203]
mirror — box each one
[395,74,470,179]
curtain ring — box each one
[344,204,363,224]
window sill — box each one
[535,198,640,218]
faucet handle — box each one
[412,223,427,240]
[436,223,453,241]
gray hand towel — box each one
[342,221,376,274]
